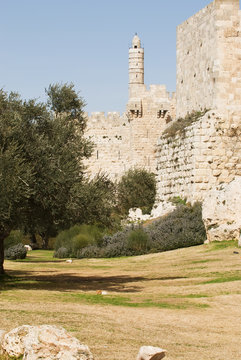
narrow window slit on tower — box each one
[97,150,99,159]
[157,110,168,118]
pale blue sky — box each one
[1,0,217,113]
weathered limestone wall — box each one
[84,89,175,179]
[176,0,241,119]
[176,1,216,117]
[215,0,241,120]
[156,110,241,203]
[84,112,129,179]
[127,84,176,120]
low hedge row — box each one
[55,202,206,259]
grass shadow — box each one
[0,269,186,293]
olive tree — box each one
[0,84,93,273]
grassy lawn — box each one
[0,241,241,359]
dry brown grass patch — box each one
[0,242,240,359]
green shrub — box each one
[127,229,150,254]
[5,243,27,260]
[77,227,150,258]
[169,196,187,206]
[75,202,206,259]
[4,230,24,250]
[54,224,106,258]
[146,202,206,252]
[78,224,104,247]
[77,245,101,259]
[117,168,156,216]
[54,247,69,258]
[72,233,94,254]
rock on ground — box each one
[0,325,93,360]
[127,201,176,224]
[202,176,241,243]
[0,330,6,351]
[137,346,166,360]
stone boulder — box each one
[0,325,93,360]
[128,201,176,224]
[202,177,241,243]
[150,201,176,219]
[0,330,6,347]
[128,208,151,222]
[137,346,166,360]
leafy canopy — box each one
[0,83,93,272]
[117,168,157,216]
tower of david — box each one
[85,0,240,237]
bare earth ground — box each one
[0,241,241,360]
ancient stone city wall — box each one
[84,86,175,180]
[176,0,241,119]
[176,1,216,117]
[84,112,129,179]
[156,111,241,203]
[84,111,167,179]
[84,0,241,206]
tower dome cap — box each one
[132,34,141,48]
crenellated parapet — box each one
[127,82,176,121]
[86,111,128,130]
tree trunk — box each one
[0,238,4,275]
[40,233,49,249]
[30,233,37,244]
[0,230,10,275]
[30,233,38,249]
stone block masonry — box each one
[84,100,174,179]
[176,0,241,120]
[84,34,176,180]
[84,0,240,242]
[156,110,241,203]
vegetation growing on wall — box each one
[163,109,209,138]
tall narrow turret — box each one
[128,34,144,99]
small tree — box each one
[117,168,157,216]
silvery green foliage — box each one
[4,243,27,260]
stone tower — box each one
[85,33,176,179]
[128,34,144,99]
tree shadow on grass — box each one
[0,269,186,293]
